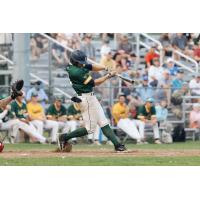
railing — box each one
[136,33,163,64]
[136,33,199,73]
[172,49,199,73]
[0,51,72,99]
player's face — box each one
[16,95,23,102]
[119,96,125,104]
[146,102,152,108]
[55,100,61,107]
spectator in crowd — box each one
[30,34,48,61]
[145,45,159,68]
[63,33,80,49]
[100,49,116,72]
[113,52,127,69]
[165,58,179,76]
[27,92,59,144]
[189,103,200,128]
[159,33,173,57]
[11,93,47,144]
[46,97,78,144]
[171,82,189,119]
[127,52,138,69]
[136,75,154,103]
[171,69,185,92]
[100,38,111,59]
[112,94,145,144]
[189,74,200,100]
[117,35,133,54]
[155,100,168,124]
[80,34,96,61]
[158,70,172,106]
[193,41,200,63]
[26,81,48,108]
[148,58,164,87]
[137,98,161,144]
[172,33,188,51]
[52,33,69,66]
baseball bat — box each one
[116,74,135,84]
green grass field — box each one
[1,141,200,166]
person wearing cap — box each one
[26,81,48,108]
[100,38,111,59]
[165,58,179,76]
[136,75,154,103]
[145,45,159,68]
[80,34,96,61]
[27,92,59,144]
[148,57,164,87]
[100,48,116,72]
[171,69,185,92]
[112,94,145,144]
[10,92,48,144]
[137,98,161,144]
[157,70,172,106]
[189,73,200,96]
[46,97,79,144]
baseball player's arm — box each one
[84,63,107,72]
[94,71,116,86]
[91,64,107,72]
[0,97,13,109]
[0,109,8,119]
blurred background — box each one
[1,33,200,138]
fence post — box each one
[48,40,53,100]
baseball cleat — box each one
[115,144,127,152]
[154,139,162,144]
[57,135,72,152]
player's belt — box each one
[79,92,94,96]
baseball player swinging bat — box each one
[58,50,127,153]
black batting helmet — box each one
[70,50,87,66]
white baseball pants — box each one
[117,118,143,141]
[78,94,109,134]
[31,120,59,142]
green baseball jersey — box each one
[67,104,81,116]
[137,105,156,120]
[47,104,67,118]
[11,101,27,119]
[66,64,94,95]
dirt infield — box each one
[1,149,200,159]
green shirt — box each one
[137,105,156,120]
[47,104,67,118]
[11,101,27,119]
[67,104,81,116]
[66,64,94,95]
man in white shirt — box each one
[189,74,200,96]
[148,58,164,87]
